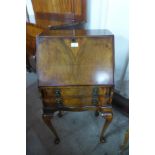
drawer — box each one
[40,86,111,97]
[40,86,113,107]
[42,95,109,107]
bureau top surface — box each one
[39,29,113,38]
[37,29,114,87]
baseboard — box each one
[112,92,129,116]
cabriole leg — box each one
[42,114,60,144]
[120,129,129,152]
[100,113,113,143]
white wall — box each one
[85,0,129,98]
[26,0,35,23]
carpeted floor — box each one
[26,72,129,155]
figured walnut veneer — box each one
[37,33,114,86]
[36,29,114,144]
[31,0,86,28]
[40,86,113,107]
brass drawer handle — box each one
[92,87,99,106]
[55,89,63,107]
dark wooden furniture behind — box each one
[31,0,86,28]
[26,0,87,71]
[36,29,115,144]
[26,23,44,71]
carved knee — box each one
[101,112,113,122]
[100,113,113,143]
[42,114,52,125]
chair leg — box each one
[42,114,60,144]
[100,113,113,143]
[26,54,33,72]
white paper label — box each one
[71,42,79,48]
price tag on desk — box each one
[71,42,79,48]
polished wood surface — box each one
[37,30,114,86]
[26,23,44,71]
[26,0,86,71]
[39,29,113,37]
[26,23,44,57]
[37,29,114,144]
[40,86,113,107]
[30,0,86,28]
[100,113,113,143]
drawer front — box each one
[42,96,110,107]
[40,86,111,97]
[40,86,113,107]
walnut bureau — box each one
[36,29,115,144]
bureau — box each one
[36,29,115,144]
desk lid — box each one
[37,29,114,86]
